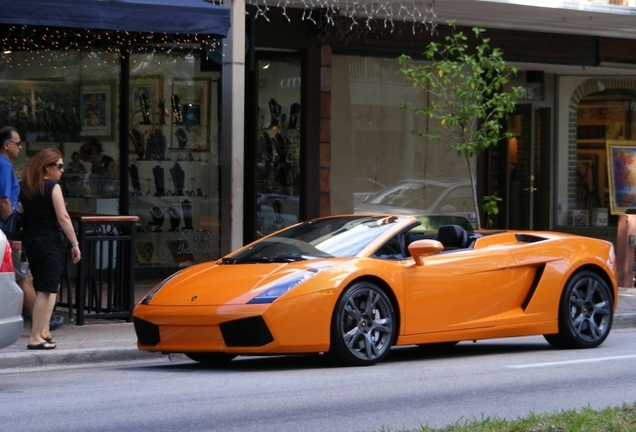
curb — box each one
[613,312,636,330]
[0,347,167,370]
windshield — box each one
[227,215,406,262]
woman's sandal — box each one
[27,341,56,350]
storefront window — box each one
[255,58,301,236]
[330,56,476,225]
[128,53,221,268]
[558,76,636,228]
[0,44,222,271]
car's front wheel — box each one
[185,352,236,365]
[330,282,396,366]
[544,270,613,349]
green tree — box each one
[398,22,524,229]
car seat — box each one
[436,225,468,250]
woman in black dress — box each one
[20,148,81,350]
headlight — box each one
[140,272,180,305]
[248,270,317,304]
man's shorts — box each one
[12,248,32,281]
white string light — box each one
[243,0,437,35]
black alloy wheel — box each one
[330,282,396,366]
[544,270,613,349]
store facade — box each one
[4,0,636,280]
[246,2,636,255]
[0,0,230,278]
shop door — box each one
[252,57,302,238]
[506,105,550,230]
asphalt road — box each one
[2,329,636,432]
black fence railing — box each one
[58,213,139,325]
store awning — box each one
[0,0,231,37]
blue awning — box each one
[0,0,231,37]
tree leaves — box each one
[397,22,524,229]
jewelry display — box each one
[139,92,152,125]
[171,94,183,124]
[268,98,282,129]
[152,165,165,196]
[167,206,180,231]
[129,128,145,159]
[170,162,185,195]
[174,128,188,149]
[145,128,167,161]
[181,200,193,230]
[149,206,164,231]
[288,102,300,129]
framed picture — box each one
[171,78,210,149]
[572,210,588,227]
[606,140,636,214]
[577,102,626,142]
[80,81,115,140]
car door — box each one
[403,248,518,334]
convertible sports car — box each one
[133,214,617,366]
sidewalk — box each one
[2,285,636,370]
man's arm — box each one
[0,197,12,221]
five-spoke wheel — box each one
[330,282,396,366]
[544,270,613,349]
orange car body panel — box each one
[134,217,618,356]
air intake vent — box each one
[134,317,161,346]
[516,234,547,244]
[220,316,274,347]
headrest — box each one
[436,225,468,249]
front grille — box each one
[219,316,274,347]
[134,317,161,346]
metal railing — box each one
[59,213,139,325]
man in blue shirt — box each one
[0,126,63,331]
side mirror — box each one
[408,239,443,265]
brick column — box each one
[319,45,332,217]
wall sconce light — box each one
[260,60,270,70]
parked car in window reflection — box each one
[354,178,477,225]
[257,193,299,236]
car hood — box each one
[147,260,337,306]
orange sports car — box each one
[133,214,617,366]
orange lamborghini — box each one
[133,214,617,366]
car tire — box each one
[329,282,396,366]
[185,352,236,365]
[544,270,613,349]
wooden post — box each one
[616,213,636,287]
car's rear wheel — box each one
[544,270,613,349]
[330,282,396,366]
[185,352,236,365]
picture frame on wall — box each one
[171,78,210,150]
[80,81,115,141]
[606,140,636,214]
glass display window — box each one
[128,53,221,268]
